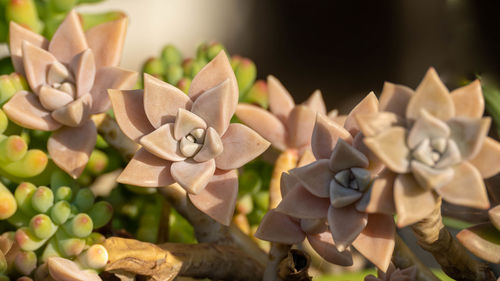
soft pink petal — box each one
[85,16,127,68]
[140,123,185,162]
[191,79,234,135]
[286,105,316,150]
[393,174,439,227]
[469,137,500,178]
[363,127,410,173]
[48,10,88,64]
[435,162,490,209]
[189,51,238,104]
[306,231,353,266]
[70,49,95,98]
[108,89,154,142]
[378,82,414,117]
[406,68,455,120]
[22,42,58,93]
[254,209,305,244]
[329,139,369,173]
[267,75,295,123]
[51,93,92,127]
[327,205,368,251]
[3,91,61,131]
[143,73,192,128]
[352,214,395,272]
[188,169,238,226]
[91,66,138,114]
[344,92,379,136]
[47,120,96,178]
[117,148,174,187]
[303,90,326,115]
[215,123,270,170]
[447,117,491,160]
[171,159,216,194]
[275,185,330,219]
[289,159,332,198]
[450,80,484,118]
[235,104,287,151]
[311,113,352,160]
[9,21,48,75]
[356,169,396,215]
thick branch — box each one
[158,184,268,267]
[159,242,264,281]
[411,200,496,281]
[92,114,139,160]
[392,234,441,281]
[269,149,299,209]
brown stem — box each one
[269,149,299,209]
[264,243,292,281]
[159,242,264,281]
[277,249,312,281]
[392,234,441,281]
[158,184,268,267]
[411,199,496,281]
[92,113,139,160]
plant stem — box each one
[411,199,496,281]
[92,114,139,160]
[269,149,298,209]
[392,234,441,281]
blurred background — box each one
[77,0,500,113]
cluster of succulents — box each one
[0,3,497,281]
[0,181,111,278]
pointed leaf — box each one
[306,231,353,266]
[447,117,491,160]
[289,159,332,198]
[189,169,238,226]
[275,185,330,219]
[364,127,410,173]
[456,223,500,264]
[9,21,48,75]
[451,80,484,118]
[267,75,295,122]
[356,169,396,215]
[254,209,305,244]
[311,113,352,160]
[355,112,401,138]
[22,42,58,93]
[140,124,185,162]
[489,205,500,231]
[329,139,368,172]
[379,82,414,117]
[303,89,326,115]
[85,16,127,68]
[286,105,316,149]
[407,109,450,149]
[91,67,138,114]
[48,10,88,64]
[469,137,500,178]
[117,148,174,187]
[48,120,96,178]
[171,159,216,194]
[327,205,368,251]
[411,161,454,191]
[51,93,92,127]
[193,127,223,162]
[344,92,379,136]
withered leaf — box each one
[103,237,182,281]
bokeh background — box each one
[78,0,500,113]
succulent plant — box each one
[0,182,112,277]
[354,68,500,227]
[236,75,346,155]
[255,93,395,271]
[364,263,417,281]
[109,51,270,225]
[4,10,137,179]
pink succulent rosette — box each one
[355,68,500,227]
[4,10,137,178]
[364,263,417,281]
[108,52,270,225]
[235,75,344,155]
[255,93,396,272]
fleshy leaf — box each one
[22,42,58,93]
[352,214,395,272]
[9,21,48,75]
[393,174,439,227]
[108,89,155,142]
[91,67,138,114]
[140,124,185,162]
[254,209,305,244]
[306,231,353,266]
[143,74,192,128]
[48,257,101,281]
[378,82,414,117]
[447,117,491,160]
[456,223,500,264]
[193,127,223,162]
[3,91,62,131]
[435,162,489,209]
[469,137,500,178]
[173,108,207,140]
[286,105,317,150]
[267,75,295,123]
[85,16,127,68]
[170,159,216,194]
[289,159,332,198]
[355,112,401,138]
[356,169,396,215]
[329,138,369,173]
[303,90,326,115]
[70,49,95,99]
[410,161,454,191]
[215,124,270,170]
[407,109,450,149]
[275,185,330,219]
[450,80,484,118]
[344,92,379,136]
[47,120,96,178]
[39,85,73,111]
[235,104,287,151]
[364,127,410,173]
[311,113,352,160]
[117,148,174,187]
[406,68,454,120]
[189,169,238,225]
[48,10,88,64]
[327,205,368,251]
[51,93,92,127]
